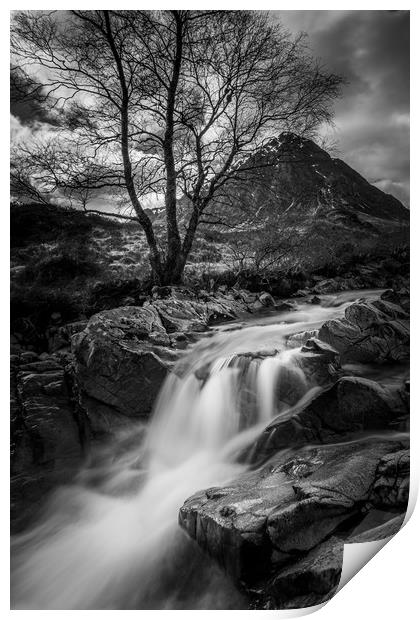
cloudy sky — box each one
[275,10,410,206]
[11,10,410,207]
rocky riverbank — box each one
[177,289,409,608]
[11,273,410,611]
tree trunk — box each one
[156,200,200,284]
[163,11,183,277]
[155,252,186,285]
[104,11,164,284]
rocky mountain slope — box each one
[209,132,409,227]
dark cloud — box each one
[274,10,410,206]
[10,66,60,127]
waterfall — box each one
[11,289,383,609]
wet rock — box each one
[275,301,297,312]
[286,329,319,349]
[11,357,85,532]
[72,306,173,433]
[301,337,337,357]
[275,367,309,411]
[309,295,321,305]
[259,292,275,307]
[248,377,408,464]
[179,439,407,590]
[298,338,341,386]
[318,300,409,363]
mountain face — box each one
[211,132,408,228]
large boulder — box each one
[298,337,341,386]
[258,292,276,307]
[72,305,175,433]
[247,376,408,465]
[318,299,409,363]
[179,438,408,602]
[286,329,319,349]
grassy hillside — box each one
[11,205,148,338]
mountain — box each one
[208,132,409,230]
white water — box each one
[11,289,387,609]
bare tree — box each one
[11,10,343,284]
[10,150,52,206]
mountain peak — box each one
[232,132,408,224]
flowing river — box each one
[11,289,407,609]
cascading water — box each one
[11,289,388,609]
